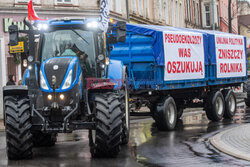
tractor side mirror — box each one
[108,34,117,44]
[9,25,19,46]
[116,21,126,43]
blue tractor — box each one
[3,18,129,159]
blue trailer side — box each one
[111,24,210,91]
[110,23,247,131]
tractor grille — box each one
[44,58,72,89]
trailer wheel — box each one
[177,108,184,119]
[155,96,177,131]
[5,96,33,160]
[149,103,157,120]
[89,92,123,157]
[222,90,236,119]
[33,132,57,147]
[205,91,225,121]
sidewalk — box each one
[0,120,4,132]
[210,124,250,161]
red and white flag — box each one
[28,0,46,20]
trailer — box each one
[110,24,247,130]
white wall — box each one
[0,37,6,119]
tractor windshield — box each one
[41,29,96,69]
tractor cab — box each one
[36,19,107,90]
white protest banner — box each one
[163,31,205,81]
[215,34,246,78]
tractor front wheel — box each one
[5,96,33,160]
[89,92,123,157]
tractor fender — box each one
[3,85,28,97]
[3,85,29,126]
[108,59,126,90]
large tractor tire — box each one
[244,80,250,107]
[222,89,236,119]
[89,92,123,157]
[33,132,57,147]
[154,96,177,131]
[120,89,130,145]
[5,96,33,160]
[205,91,225,121]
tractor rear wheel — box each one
[33,132,57,147]
[120,89,130,145]
[89,92,123,157]
[5,96,33,160]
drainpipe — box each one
[212,0,215,30]
[126,0,130,22]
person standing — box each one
[6,75,16,86]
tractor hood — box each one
[40,57,82,92]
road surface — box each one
[0,101,249,167]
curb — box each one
[210,124,250,161]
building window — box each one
[188,0,191,21]
[131,0,137,13]
[176,1,179,27]
[197,3,200,25]
[193,0,195,23]
[217,4,219,27]
[56,0,72,3]
[15,0,40,3]
[115,0,122,13]
[108,0,113,11]
[172,0,175,26]
[108,0,121,13]
[186,0,188,21]
[158,0,162,21]
[145,0,150,18]
[165,0,169,24]
[138,0,143,16]
[205,4,210,27]
[180,3,183,27]
[55,0,79,5]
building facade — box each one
[185,0,202,29]
[0,0,128,85]
[200,0,220,30]
[238,15,250,48]
[0,0,129,119]
[219,0,238,33]
[238,0,250,16]
[237,0,250,49]
[129,0,185,27]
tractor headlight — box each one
[59,94,65,100]
[87,21,99,29]
[62,70,72,90]
[40,71,49,90]
[47,94,53,100]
